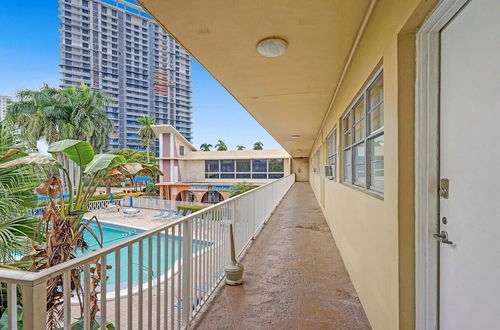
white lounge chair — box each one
[123,208,140,216]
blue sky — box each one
[0,0,281,150]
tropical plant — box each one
[199,143,212,151]
[177,204,206,212]
[236,145,246,150]
[215,140,228,151]
[136,115,156,163]
[0,139,161,328]
[253,141,264,150]
[230,182,256,197]
[108,148,155,164]
[5,83,115,152]
[0,123,41,264]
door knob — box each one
[433,230,453,244]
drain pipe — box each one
[224,223,244,285]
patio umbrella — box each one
[130,196,133,207]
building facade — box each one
[152,125,291,203]
[59,0,192,151]
[0,96,12,121]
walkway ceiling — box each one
[138,0,372,157]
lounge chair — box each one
[160,209,175,219]
[167,209,185,220]
[184,210,193,217]
[123,208,140,216]
[153,208,170,218]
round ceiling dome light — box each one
[256,37,288,57]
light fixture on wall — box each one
[256,37,288,57]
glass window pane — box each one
[343,113,351,132]
[369,76,383,108]
[252,173,267,179]
[353,98,365,123]
[220,160,235,172]
[235,159,251,172]
[344,130,352,147]
[236,173,251,179]
[220,173,235,179]
[354,120,365,142]
[369,103,384,134]
[269,159,284,172]
[252,159,267,172]
[343,149,351,183]
[205,160,219,172]
[205,173,219,179]
[353,143,365,186]
[268,173,284,179]
[369,135,384,190]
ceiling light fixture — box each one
[291,135,301,139]
[256,37,288,57]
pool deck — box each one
[85,207,175,230]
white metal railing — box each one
[0,174,295,329]
[122,196,209,210]
[29,199,122,217]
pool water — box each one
[80,222,207,292]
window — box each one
[220,160,235,172]
[205,159,284,180]
[343,70,384,193]
[252,159,267,172]
[205,160,219,173]
[314,149,320,174]
[269,159,284,172]
[236,159,250,172]
[179,145,184,156]
[326,128,337,179]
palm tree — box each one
[0,123,40,264]
[200,143,213,151]
[236,145,246,150]
[215,140,228,151]
[137,115,156,163]
[253,141,264,150]
[6,83,114,151]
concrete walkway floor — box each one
[191,182,371,329]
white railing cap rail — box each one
[0,174,294,284]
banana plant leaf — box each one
[84,154,126,174]
[48,140,94,167]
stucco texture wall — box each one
[308,1,438,329]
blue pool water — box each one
[80,222,207,292]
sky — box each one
[0,0,281,151]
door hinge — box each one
[439,178,449,199]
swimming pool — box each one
[80,221,207,293]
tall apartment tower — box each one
[0,96,12,121]
[59,0,192,151]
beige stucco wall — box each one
[291,157,309,182]
[308,1,438,329]
[181,160,206,182]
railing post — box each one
[182,221,193,326]
[22,280,47,330]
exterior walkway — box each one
[192,182,371,329]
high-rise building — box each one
[0,96,12,121]
[59,0,192,151]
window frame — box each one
[204,159,285,179]
[326,127,338,180]
[342,68,384,194]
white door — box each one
[439,0,500,328]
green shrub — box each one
[230,182,256,197]
[177,204,206,212]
